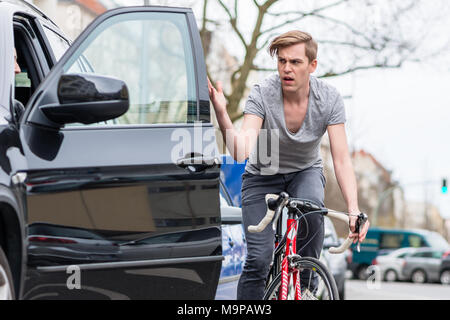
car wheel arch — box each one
[410,268,427,283]
[440,269,450,285]
[0,191,26,299]
[384,268,398,281]
[356,264,370,280]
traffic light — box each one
[442,178,448,194]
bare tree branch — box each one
[308,13,375,47]
[319,62,403,78]
[261,0,350,34]
[316,39,386,51]
[203,0,442,125]
[266,0,349,17]
[252,0,260,8]
[217,0,248,48]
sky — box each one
[94,0,450,218]
[327,62,450,218]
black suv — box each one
[0,0,222,299]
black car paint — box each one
[0,1,222,299]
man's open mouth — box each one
[283,76,294,83]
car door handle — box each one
[176,155,219,173]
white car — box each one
[373,247,418,282]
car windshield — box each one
[426,232,450,250]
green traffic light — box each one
[443,186,448,194]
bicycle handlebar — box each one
[247,193,368,255]
[247,194,283,233]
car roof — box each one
[368,227,436,236]
[1,0,57,27]
[389,247,418,254]
[407,247,443,254]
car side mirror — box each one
[40,73,129,125]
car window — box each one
[408,235,425,248]
[62,12,197,126]
[397,252,410,258]
[379,233,404,249]
[42,26,70,61]
[412,251,432,258]
[432,251,443,259]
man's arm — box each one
[208,78,263,162]
[327,123,370,242]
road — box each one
[215,277,450,300]
[346,279,450,300]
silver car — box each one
[374,247,418,282]
[402,248,446,283]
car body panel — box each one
[401,248,444,283]
[375,247,418,281]
[1,1,222,300]
[350,227,450,277]
[215,180,245,300]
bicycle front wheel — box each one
[263,257,339,300]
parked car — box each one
[215,180,246,300]
[322,216,348,299]
[401,248,446,284]
[1,0,223,299]
[372,247,418,282]
[220,154,246,207]
[349,227,450,280]
[439,249,450,285]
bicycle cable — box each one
[293,208,327,254]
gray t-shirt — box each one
[243,74,346,175]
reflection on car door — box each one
[17,7,221,299]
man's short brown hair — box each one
[269,30,318,63]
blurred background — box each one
[25,0,450,241]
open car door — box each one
[16,6,221,300]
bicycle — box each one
[248,192,368,300]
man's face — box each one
[277,43,317,94]
[14,48,21,75]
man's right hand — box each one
[207,77,227,115]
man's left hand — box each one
[349,213,370,244]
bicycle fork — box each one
[279,214,301,300]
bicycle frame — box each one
[281,211,301,300]
[254,193,367,300]
[274,209,302,300]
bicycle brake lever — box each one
[355,213,368,252]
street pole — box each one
[372,185,399,227]
[372,180,439,228]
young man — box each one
[208,30,369,300]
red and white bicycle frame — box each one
[279,216,301,300]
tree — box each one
[200,0,449,122]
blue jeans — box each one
[237,167,325,300]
